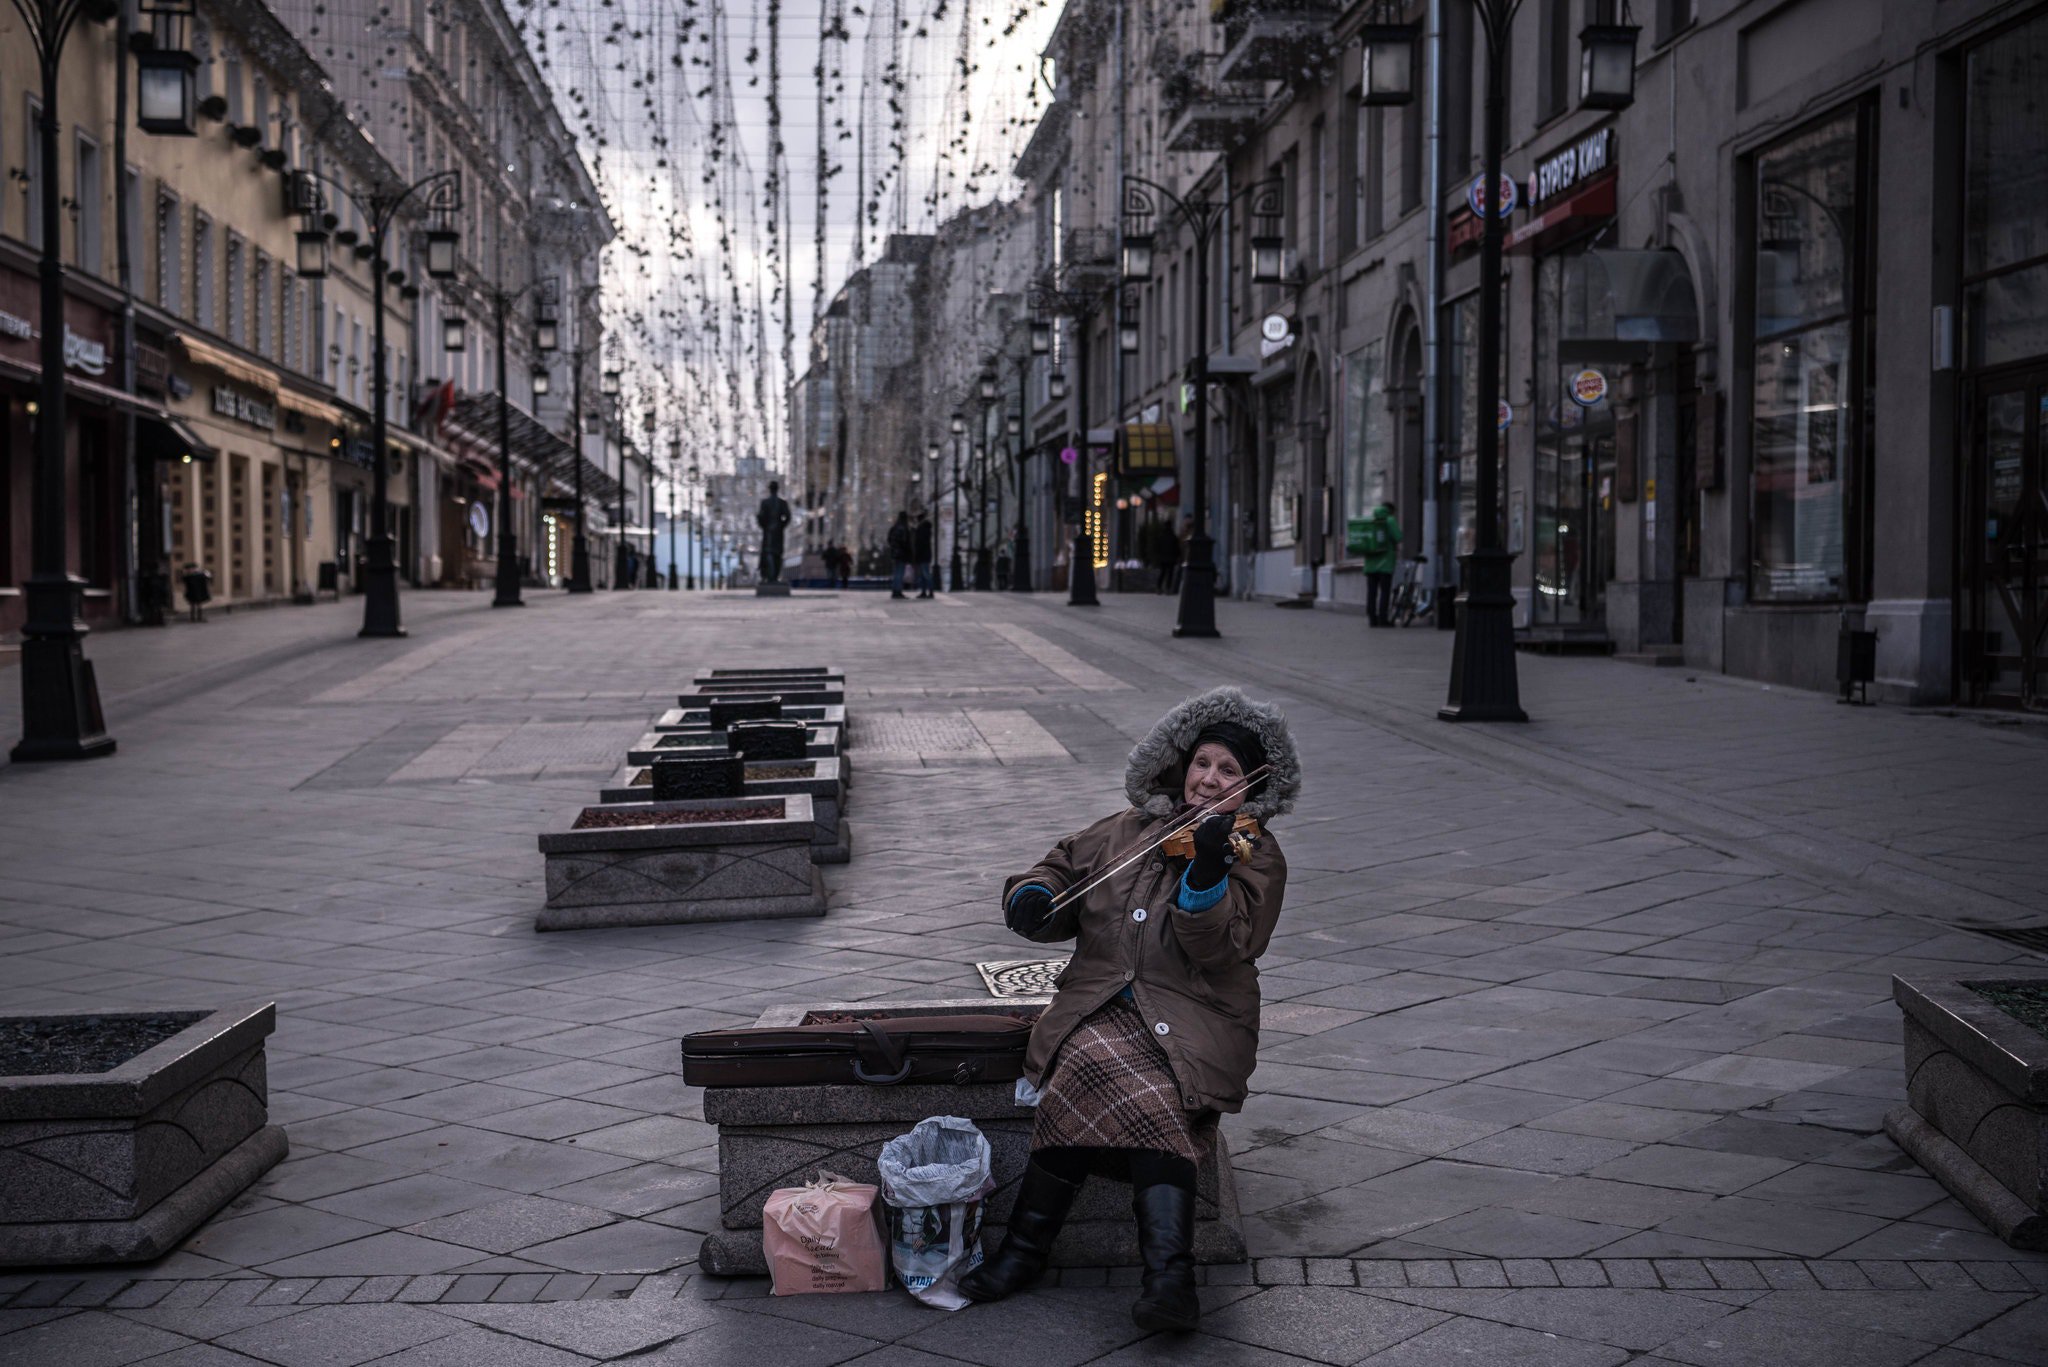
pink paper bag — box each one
[763,1172,888,1295]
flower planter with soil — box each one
[693,998,1245,1276]
[536,795,827,930]
[687,680,846,705]
[655,703,846,733]
[625,728,837,767]
[600,757,848,863]
[1887,971,2048,1249]
[0,1003,287,1266]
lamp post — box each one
[292,166,463,639]
[926,442,941,595]
[1119,174,1285,638]
[8,0,119,760]
[1029,282,1108,608]
[1437,2,1634,720]
[477,273,558,608]
[666,440,680,590]
[558,287,600,594]
[1011,347,1034,592]
[602,370,628,588]
[949,419,966,593]
[686,464,699,589]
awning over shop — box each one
[0,355,167,416]
[172,333,279,394]
[444,393,625,508]
[137,414,217,464]
[275,387,344,426]
[1116,422,1176,476]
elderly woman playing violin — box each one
[961,686,1299,1332]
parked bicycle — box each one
[1389,555,1432,627]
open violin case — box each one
[682,1013,1035,1088]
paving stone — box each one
[1504,1258,1561,1287]
[1354,1316,1630,1367]
[1654,1304,1947,1367]
[216,1304,465,1367]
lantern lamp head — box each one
[136,48,200,136]
[1120,232,1154,284]
[978,372,998,402]
[535,319,559,352]
[294,228,330,279]
[1579,19,1641,109]
[1030,318,1052,355]
[949,411,965,435]
[1118,317,1140,355]
[425,228,459,279]
[602,369,621,396]
[531,366,550,397]
[1250,233,1285,285]
[1359,21,1418,106]
[442,315,466,352]
[1049,371,1069,401]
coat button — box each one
[1131,908,1148,923]
[1150,860,1163,872]
[1154,1021,1170,1036]
[1124,970,1135,982]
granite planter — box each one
[656,703,846,733]
[0,1003,287,1266]
[687,681,847,705]
[694,998,1245,1276]
[536,795,827,930]
[626,729,837,767]
[704,666,843,679]
[1888,972,2048,1249]
[600,757,848,863]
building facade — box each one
[986,0,2048,706]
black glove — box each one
[1188,814,1236,891]
[1006,884,1058,940]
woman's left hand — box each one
[1188,813,1236,890]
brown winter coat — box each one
[1005,809,1288,1114]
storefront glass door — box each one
[1966,370,2048,708]
[1533,253,1615,626]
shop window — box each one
[1747,100,1875,603]
[1963,11,2048,370]
[1341,339,1388,531]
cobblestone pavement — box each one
[2,586,2046,1364]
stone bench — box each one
[693,998,1246,1276]
[536,795,826,930]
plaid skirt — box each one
[1030,997,1204,1166]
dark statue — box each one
[756,479,792,584]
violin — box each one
[1160,811,1261,861]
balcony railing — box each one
[1161,53,1267,153]
[1215,0,1343,84]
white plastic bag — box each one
[877,1116,993,1310]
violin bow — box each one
[1044,764,1271,916]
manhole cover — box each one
[1967,926,2048,958]
[976,959,1066,998]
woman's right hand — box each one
[1006,884,1057,939]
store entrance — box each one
[1964,367,2048,708]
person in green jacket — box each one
[1358,502,1401,626]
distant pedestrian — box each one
[1356,501,1401,626]
[181,563,212,622]
[995,545,1012,591]
[837,544,854,590]
[887,511,913,599]
[912,511,936,598]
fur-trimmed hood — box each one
[1124,687,1300,823]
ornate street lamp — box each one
[443,315,466,352]
[1579,7,1641,109]
[949,411,965,436]
[135,0,201,136]
[531,365,550,398]
[1440,0,1530,722]
[1121,173,1285,639]
[602,369,621,396]
[978,371,998,403]
[1030,318,1052,355]
[10,0,120,760]
[1118,310,1141,355]
[1049,371,1068,401]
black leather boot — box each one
[1130,1182,1199,1331]
[959,1159,1081,1302]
